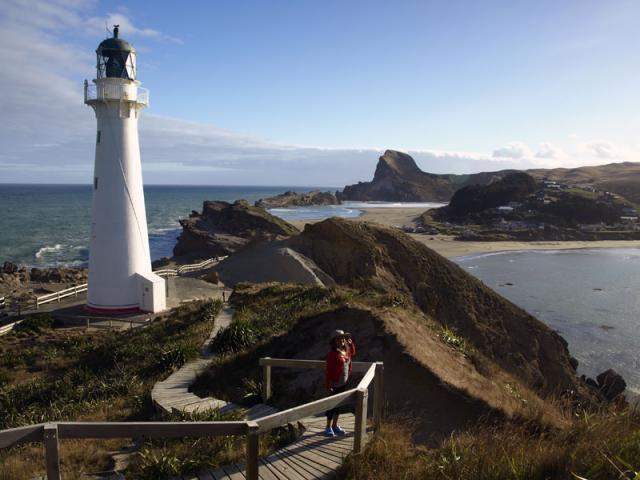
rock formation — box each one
[173,200,299,259]
[255,190,340,209]
[339,150,510,202]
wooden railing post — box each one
[263,358,272,401]
[44,423,61,480]
[354,388,368,454]
[373,362,384,430]
[245,421,259,480]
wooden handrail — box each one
[259,357,375,373]
[357,363,377,390]
[0,424,45,448]
[0,357,384,480]
[256,388,358,433]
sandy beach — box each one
[290,206,640,258]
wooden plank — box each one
[270,452,316,480]
[263,362,272,401]
[295,437,352,457]
[259,358,374,373]
[256,390,356,433]
[281,445,341,472]
[245,422,259,480]
[57,421,248,438]
[222,463,245,480]
[261,455,307,480]
[44,424,61,480]
[256,461,281,480]
[260,458,289,480]
[210,468,231,480]
[353,389,368,454]
[198,471,216,480]
[0,424,44,448]
[356,364,376,390]
[276,450,333,478]
[373,363,384,430]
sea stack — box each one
[84,26,165,313]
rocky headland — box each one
[173,199,299,259]
[0,261,87,298]
[255,190,340,209]
[339,149,509,202]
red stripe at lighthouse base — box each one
[85,304,141,315]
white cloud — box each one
[582,140,618,160]
[536,142,566,160]
[492,141,534,159]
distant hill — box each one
[528,162,640,204]
[339,150,640,204]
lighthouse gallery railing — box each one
[84,82,149,106]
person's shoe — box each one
[324,427,336,437]
[334,426,347,436]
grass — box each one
[0,299,221,479]
[210,283,343,355]
[125,408,299,479]
[340,408,640,480]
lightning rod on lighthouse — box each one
[84,26,166,313]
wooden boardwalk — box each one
[151,304,277,419]
[177,414,358,480]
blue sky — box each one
[1,0,639,184]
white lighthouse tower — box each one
[84,26,166,313]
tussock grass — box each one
[0,299,221,479]
[341,408,640,480]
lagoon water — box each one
[455,249,640,396]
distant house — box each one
[497,206,514,213]
[580,223,605,232]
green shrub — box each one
[15,313,55,334]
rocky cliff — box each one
[255,190,340,209]
[339,150,509,202]
[173,200,299,259]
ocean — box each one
[0,184,344,267]
[455,249,640,396]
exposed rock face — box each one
[29,267,87,284]
[173,200,299,258]
[255,190,340,209]
[596,369,626,401]
[214,241,335,287]
[290,217,586,395]
[339,150,509,202]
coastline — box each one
[290,206,640,258]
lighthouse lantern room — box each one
[84,26,166,314]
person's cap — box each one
[330,329,350,341]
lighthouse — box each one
[84,26,166,313]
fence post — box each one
[263,359,272,401]
[354,387,368,454]
[373,362,384,430]
[57,291,61,303]
[44,423,61,480]
[245,421,260,480]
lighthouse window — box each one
[96,131,101,144]
[94,177,98,190]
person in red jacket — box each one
[324,329,356,437]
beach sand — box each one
[290,207,640,258]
